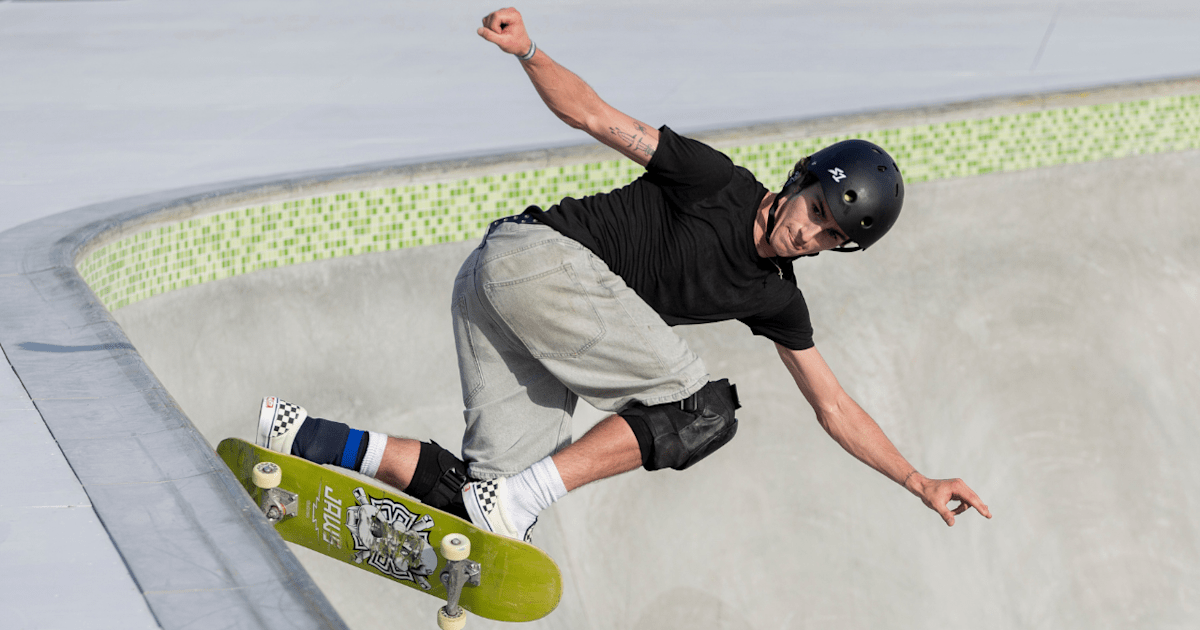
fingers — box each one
[925,478,992,526]
[480,7,514,31]
[477,8,529,55]
[476,26,501,45]
[954,483,992,519]
[480,7,521,37]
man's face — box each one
[769,183,849,257]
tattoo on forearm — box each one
[609,126,655,158]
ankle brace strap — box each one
[409,441,471,510]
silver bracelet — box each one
[518,40,536,61]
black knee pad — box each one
[407,441,471,521]
[621,379,741,471]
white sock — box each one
[358,431,388,478]
[503,456,568,530]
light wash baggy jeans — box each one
[452,219,710,479]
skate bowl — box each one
[3,77,1199,629]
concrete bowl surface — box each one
[112,148,1200,629]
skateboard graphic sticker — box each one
[343,486,438,589]
[296,470,444,591]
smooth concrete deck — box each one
[7,0,1200,234]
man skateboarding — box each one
[256,6,991,544]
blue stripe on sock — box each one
[341,429,365,470]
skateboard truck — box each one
[251,461,298,525]
[437,534,481,630]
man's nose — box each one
[798,220,823,242]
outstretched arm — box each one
[776,343,993,526]
[477,7,659,166]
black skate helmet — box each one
[775,139,905,252]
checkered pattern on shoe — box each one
[270,400,304,440]
[463,478,524,541]
[474,479,501,515]
[462,478,537,543]
[257,396,309,454]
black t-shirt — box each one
[525,126,814,351]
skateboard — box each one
[217,438,562,628]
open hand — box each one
[910,475,992,526]
[478,7,532,56]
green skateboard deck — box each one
[217,438,562,623]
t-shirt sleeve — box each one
[644,126,735,207]
[739,290,815,351]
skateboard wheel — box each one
[440,533,471,561]
[252,461,282,489]
[437,606,467,630]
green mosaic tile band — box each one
[79,93,1200,311]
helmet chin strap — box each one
[765,193,782,240]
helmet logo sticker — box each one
[828,168,847,182]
